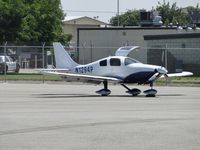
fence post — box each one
[4,41,7,83]
[90,40,93,62]
[42,42,45,83]
[165,44,168,70]
[165,44,168,86]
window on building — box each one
[182,43,186,48]
[99,59,107,66]
[110,58,121,66]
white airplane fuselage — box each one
[69,56,167,84]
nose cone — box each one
[156,66,168,74]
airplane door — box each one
[109,58,122,75]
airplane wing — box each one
[42,71,122,84]
[161,71,193,78]
[37,69,70,72]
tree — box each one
[156,0,189,26]
[0,0,25,41]
[110,10,140,26]
[0,0,70,44]
[19,0,69,44]
[109,1,199,27]
[187,4,200,25]
[187,4,200,16]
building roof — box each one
[63,16,107,26]
[63,16,84,22]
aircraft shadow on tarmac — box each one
[35,93,184,99]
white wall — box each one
[78,28,178,64]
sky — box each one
[61,0,199,23]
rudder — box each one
[53,42,78,69]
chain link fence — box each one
[0,41,199,83]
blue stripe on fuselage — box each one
[123,71,156,84]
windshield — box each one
[0,56,14,62]
[125,58,140,65]
[6,56,13,62]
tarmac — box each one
[0,83,200,150]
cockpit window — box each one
[125,58,140,65]
[110,58,121,66]
[99,59,107,66]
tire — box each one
[2,65,8,74]
[15,64,20,73]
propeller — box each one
[164,73,170,85]
[155,67,170,85]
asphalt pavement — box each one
[0,83,200,150]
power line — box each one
[64,9,124,14]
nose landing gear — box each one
[143,82,157,97]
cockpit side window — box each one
[110,58,121,66]
[99,59,107,66]
[125,58,139,65]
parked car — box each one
[0,55,20,73]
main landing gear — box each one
[96,81,111,96]
[121,82,157,97]
[121,84,141,96]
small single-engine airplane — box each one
[41,42,193,97]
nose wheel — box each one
[143,82,157,97]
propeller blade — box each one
[164,74,170,85]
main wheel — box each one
[126,88,141,96]
[96,89,111,96]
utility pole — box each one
[117,0,120,26]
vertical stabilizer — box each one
[53,42,78,69]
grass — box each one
[156,77,200,86]
[0,73,62,81]
[0,73,200,86]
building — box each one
[144,32,200,75]
[63,16,107,44]
[77,27,179,64]
[76,27,200,75]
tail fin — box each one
[53,42,78,69]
